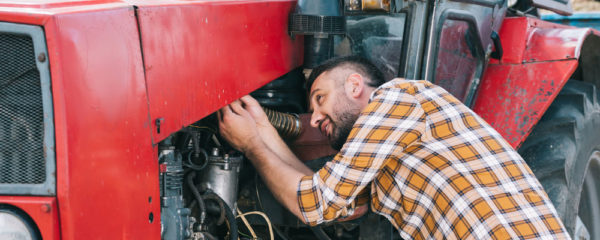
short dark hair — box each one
[306,55,385,91]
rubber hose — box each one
[203,192,238,240]
[263,107,302,139]
[186,172,206,225]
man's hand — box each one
[218,99,264,154]
[237,96,282,146]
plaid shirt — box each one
[298,79,569,239]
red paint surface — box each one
[0,4,160,240]
[46,7,160,240]
[473,16,596,148]
[135,0,303,143]
[0,1,302,239]
[0,196,60,240]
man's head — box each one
[307,56,385,150]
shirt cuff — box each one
[297,173,364,226]
[297,174,323,226]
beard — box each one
[328,101,361,151]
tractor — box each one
[0,0,599,239]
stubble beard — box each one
[329,102,361,151]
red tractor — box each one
[0,0,598,239]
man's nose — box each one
[310,111,325,128]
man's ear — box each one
[345,73,364,99]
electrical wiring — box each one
[236,208,258,239]
[238,230,252,239]
[189,124,216,133]
[235,210,274,240]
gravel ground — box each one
[572,0,600,12]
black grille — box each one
[289,14,345,35]
[0,33,46,184]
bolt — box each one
[41,204,51,213]
[37,53,46,62]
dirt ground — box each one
[572,0,600,12]
[539,0,600,15]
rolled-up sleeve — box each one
[297,82,426,225]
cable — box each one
[238,230,252,239]
[184,149,208,171]
[186,172,206,225]
[189,124,217,133]
[236,208,257,239]
[235,211,274,240]
[203,192,238,240]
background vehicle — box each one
[0,0,599,239]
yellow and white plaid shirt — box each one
[298,79,569,239]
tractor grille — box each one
[0,33,46,184]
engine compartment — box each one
[156,67,397,239]
[157,115,368,240]
[154,9,409,239]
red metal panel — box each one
[473,60,578,147]
[492,17,589,65]
[473,17,598,148]
[135,0,303,142]
[43,7,160,240]
[493,17,529,64]
[0,196,60,240]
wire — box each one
[236,208,257,239]
[203,192,238,240]
[184,149,208,171]
[189,124,216,133]
[235,211,274,240]
[238,230,252,239]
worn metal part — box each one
[134,0,303,143]
[263,108,302,140]
[472,17,600,148]
[159,140,192,240]
[198,149,243,213]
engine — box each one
[155,69,386,239]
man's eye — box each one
[316,95,322,103]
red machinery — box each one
[0,0,598,239]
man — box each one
[218,56,569,239]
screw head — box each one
[37,53,46,62]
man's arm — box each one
[296,82,426,225]
[218,100,308,220]
[219,97,373,223]
[237,96,313,175]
